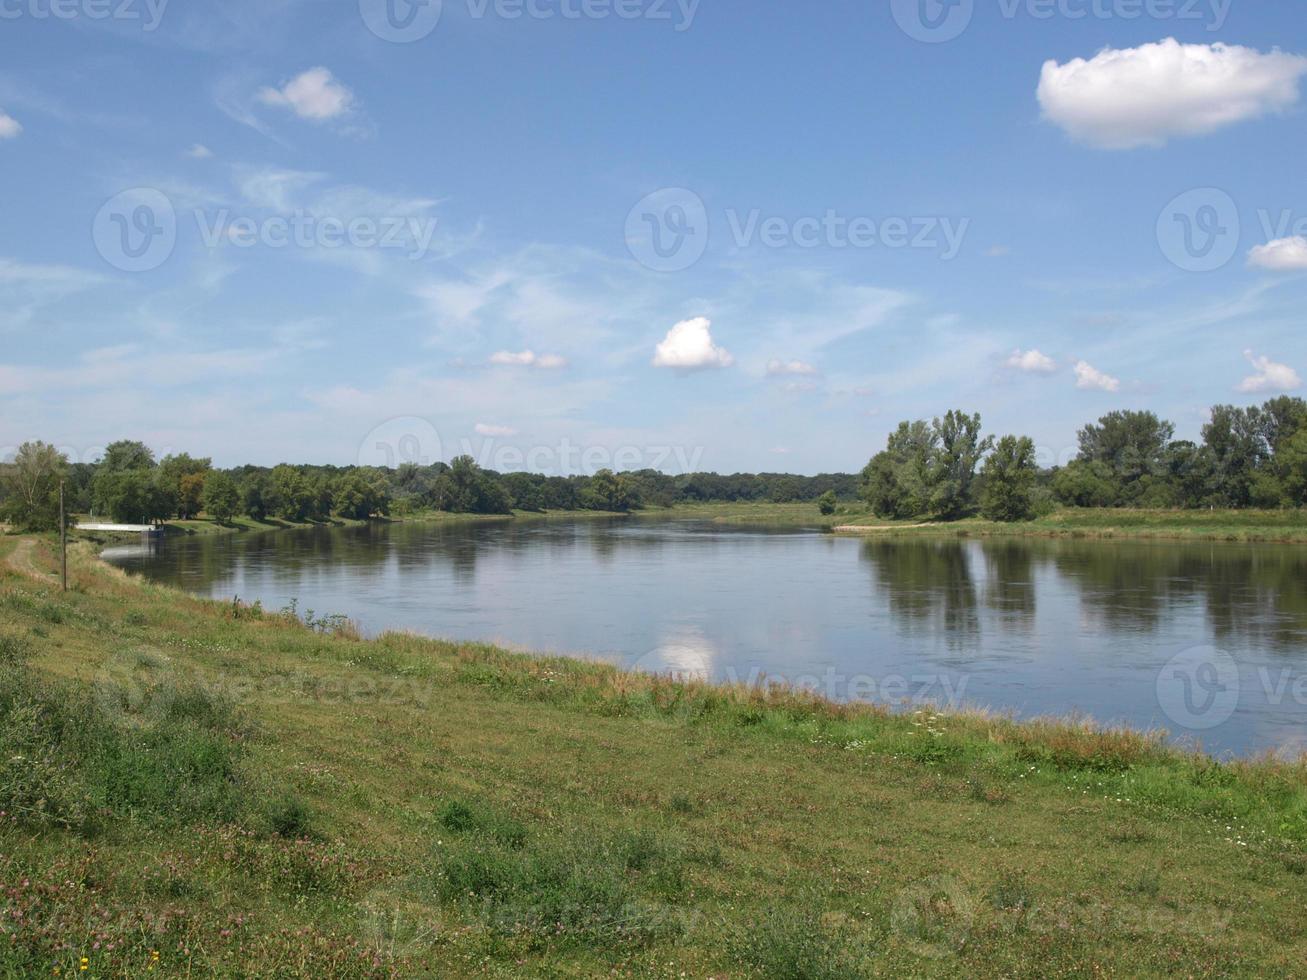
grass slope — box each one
[0,534,1305,977]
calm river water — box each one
[102,518,1307,758]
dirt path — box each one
[4,538,52,580]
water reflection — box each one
[859,539,980,651]
[105,521,1307,757]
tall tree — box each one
[930,410,993,518]
[1077,410,1174,501]
[202,471,241,524]
[0,442,69,532]
[1203,405,1268,507]
[980,435,1037,522]
[98,440,155,472]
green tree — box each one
[1203,405,1268,507]
[0,442,69,532]
[1051,460,1119,508]
[98,440,155,472]
[267,465,313,522]
[980,435,1037,522]
[333,470,390,520]
[817,490,838,516]
[1161,441,1215,509]
[860,420,937,519]
[92,469,172,524]
[581,469,640,512]
[159,453,212,518]
[1077,410,1173,502]
[241,475,271,521]
[203,471,241,524]
[930,410,993,518]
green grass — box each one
[836,506,1307,542]
[637,500,869,527]
[0,533,1305,976]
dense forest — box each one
[2,395,1305,531]
[0,440,858,529]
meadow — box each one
[1,533,1305,976]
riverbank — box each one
[80,501,1307,545]
[1,532,1304,976]
[833,506,1307,543]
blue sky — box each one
[1,0,1305,473]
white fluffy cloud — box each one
[258,68,354,121]
[186,143,214,159]
[1038,39,1307,149]
[1074,360,1120,392]
[1238,351,1301,393]
[1248,237,1307,271]
[1006,348,1057,373]
[652,317,734,370]
[489,350,568,369]
[0,111,21,139]
[766,359,818,377]
[475,423,518,437]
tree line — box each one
[0,439,859,531]
[3,396,1304,533]
[861,396,1307,522]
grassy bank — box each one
[835,506,1307,543]
[1,534,1305,976]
